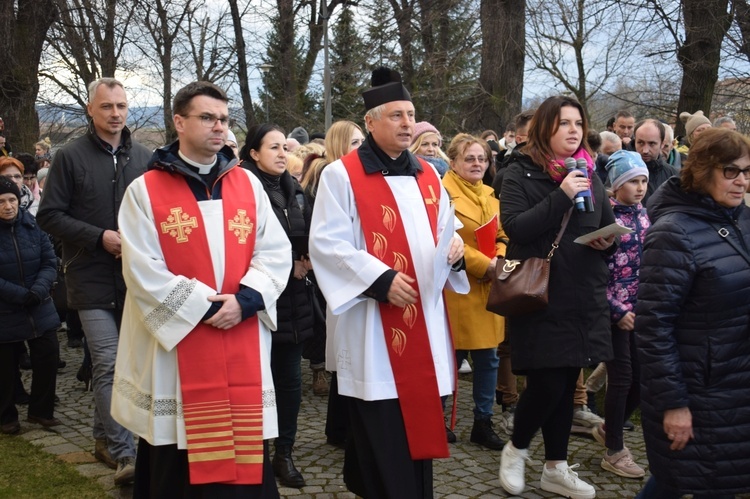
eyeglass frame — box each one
[718,164,750,180]
[181,114,230,128]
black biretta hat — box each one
[362,67,412,111]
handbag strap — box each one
[710,222,750,268]
[547,208,573,259]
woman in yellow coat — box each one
[443,133,507,450]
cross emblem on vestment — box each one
[424,185,438,206]
[161,207,198,243]
[338,350,351,370]
[228,209,254,244]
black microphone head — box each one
[564,157,577,171]
[576,158,588,169]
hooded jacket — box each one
[635,177,750,494]
[0,209,60,342]
[36,125,150,310]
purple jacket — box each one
[606,198,650,323]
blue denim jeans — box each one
[456,348,499,420]
[78,309,135,460]
[636,476,735,499]
[271,342,304,448]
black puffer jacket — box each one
[643,157,679,207]
[0,210,60,342]
[635,177,750,495]
[37,126,150,310]
[243,162,314,345]
[500,153,615,372]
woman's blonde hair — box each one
[300,120,363,196]
[410,131,450,162]
[35,138,52,153]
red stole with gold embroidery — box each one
[144,166,264,484]
[342,150,450,460]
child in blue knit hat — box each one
[593,149,650,479]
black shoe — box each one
[1,421,20,434]
[272,445,306,488]
[77,364,93,391]
[623,419,635,431]
[19,352,32,370]
[446,426,456,443]
[67,338,83,348]
[470,418,504,450]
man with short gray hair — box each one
[37,77,150,486]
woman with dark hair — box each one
[498,95,616,499]
[240,123,315,489]
[0,177,61,435]
[635,128,750,499]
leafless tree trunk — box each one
[137,0,193,143]
[474,0,525,130]
[674,0,732,135]
[227,0,258,129]
[0,0,57,152]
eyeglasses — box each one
[720,165,750,180]
[3,174,22,180]
[23,175,36,181]
[183,114,229,128]
[463,156,487,164]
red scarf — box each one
[342,150,450,460]
[144,166,264,484]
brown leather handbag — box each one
[486,209,572,316]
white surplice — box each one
[309,160,468,401]
[111,169,292,448]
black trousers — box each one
[511,366,579,461]
[324,372,349,443]
[133,439,279,499]
[343,396,433,499]
[604,326,640,451]
[0,330,59,425]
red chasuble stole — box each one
[342,151,450,460]
[144,167,264,484]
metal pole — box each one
[322,1,331,130]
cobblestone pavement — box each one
[15,331,653,498]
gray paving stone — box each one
[23,330,750,498]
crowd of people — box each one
[1,69,749,499]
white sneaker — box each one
[499,442,528,495]
[572,405,604,428]
[540,462,596,499]
[458,359,472,374]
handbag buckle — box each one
[502,260,521,272]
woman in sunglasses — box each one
[635,127,750,499]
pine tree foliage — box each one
[330,5,369,123]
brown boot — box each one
[312,368,329,396]
[94,438,117,469]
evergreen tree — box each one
[330,5,369,123]
[260,14,320,131]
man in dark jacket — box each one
[36,77,150,486]
[633,119,679,206]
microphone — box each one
[575,158,594,212]
[564,158,586,212]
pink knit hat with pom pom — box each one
[412,121,442,147]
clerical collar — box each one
[179,151,215,174]
[358,133,422,177]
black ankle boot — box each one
[272,445,306,488]
[470,418,505,450]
